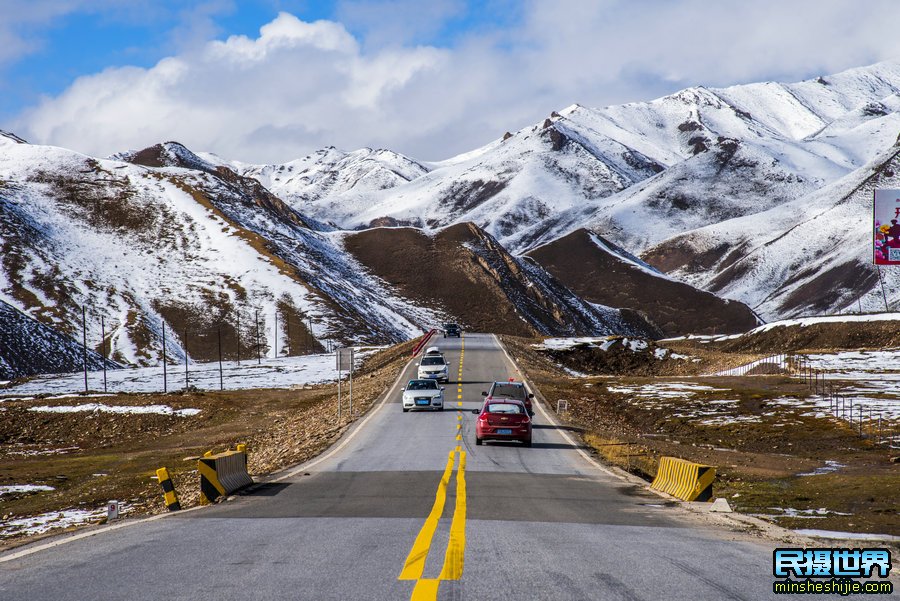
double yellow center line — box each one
[399,335,468,600]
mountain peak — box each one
[0,130,27,145]
[113,141,220,172]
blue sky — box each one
[3,1,900,162]
[0,0,519,120]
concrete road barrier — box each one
[198,446,253,505]
[651,456,715,502]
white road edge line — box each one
[272,353,418,481]
[0,505,207,563]
[492,334,617,478]
[1,352,419,563]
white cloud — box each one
[10,1,900,163]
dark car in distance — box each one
[443,323,461,338]
[482,379,535,415]
[473,399,532,446]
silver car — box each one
[402,379,445,412]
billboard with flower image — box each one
[874,189,900,265]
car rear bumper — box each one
[418,372,448,381]
[476,427,531,442]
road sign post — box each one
[337,348,354,418]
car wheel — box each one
[402,408,409,413]
[523,438,532,447]
[475,437,482,446]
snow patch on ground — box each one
[0,485,55,495]
[0,351,376,397]
[797,461,846,476]
[793,529,900,541]
[0,505,130,538]
[28,404,201,417]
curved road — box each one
[2,333,808,600]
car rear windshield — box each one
[486,403,524,414]
[421,357,445,366]
[407,380,438,390]
[489,383,527,399]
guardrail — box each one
[411,329,437,357]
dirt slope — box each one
[526,229,760,336]
[343,223,657,337]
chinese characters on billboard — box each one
[874,189,900,265]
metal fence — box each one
[708,353,897,449]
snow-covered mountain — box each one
[6,59,899,377]
[644,141,900,317]
[2,138,657,370]
[0,139,448,366]
[232,146,429,226]
[235,60,900,319]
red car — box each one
[473,399,532,447]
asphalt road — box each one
[1,333,817,600]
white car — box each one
[417,353,449,382]
[402,379,445,412]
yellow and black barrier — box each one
[651,456,715,502]
[198,445,253,505]
[156,467,182,511]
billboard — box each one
[874,189,900,265]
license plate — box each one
[497,428,512,435]
[415,399,430,406]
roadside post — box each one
[337,347,353,418]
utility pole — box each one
[101,315,107,393]
[184,328,189,391]
[162,322,168,393]
[82,306,88,393]
[876,265,889,312]
[236,311,241,365]
[218,326,224,391]
[274,311,278,358]
[255,309,261,364]
[349,347,354,416]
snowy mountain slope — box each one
[525,229,760,336]
[233,146,429,226]
[0,140,445,368]
[643,141,900,318]
[342,223,658,338]
[232,61,900,265]
[0,299,118,380]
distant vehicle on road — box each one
[401,379,445,412]
[417,353,449,382]
[473,399,532,446]
[443,323,461,338]
[482,380,535,415]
